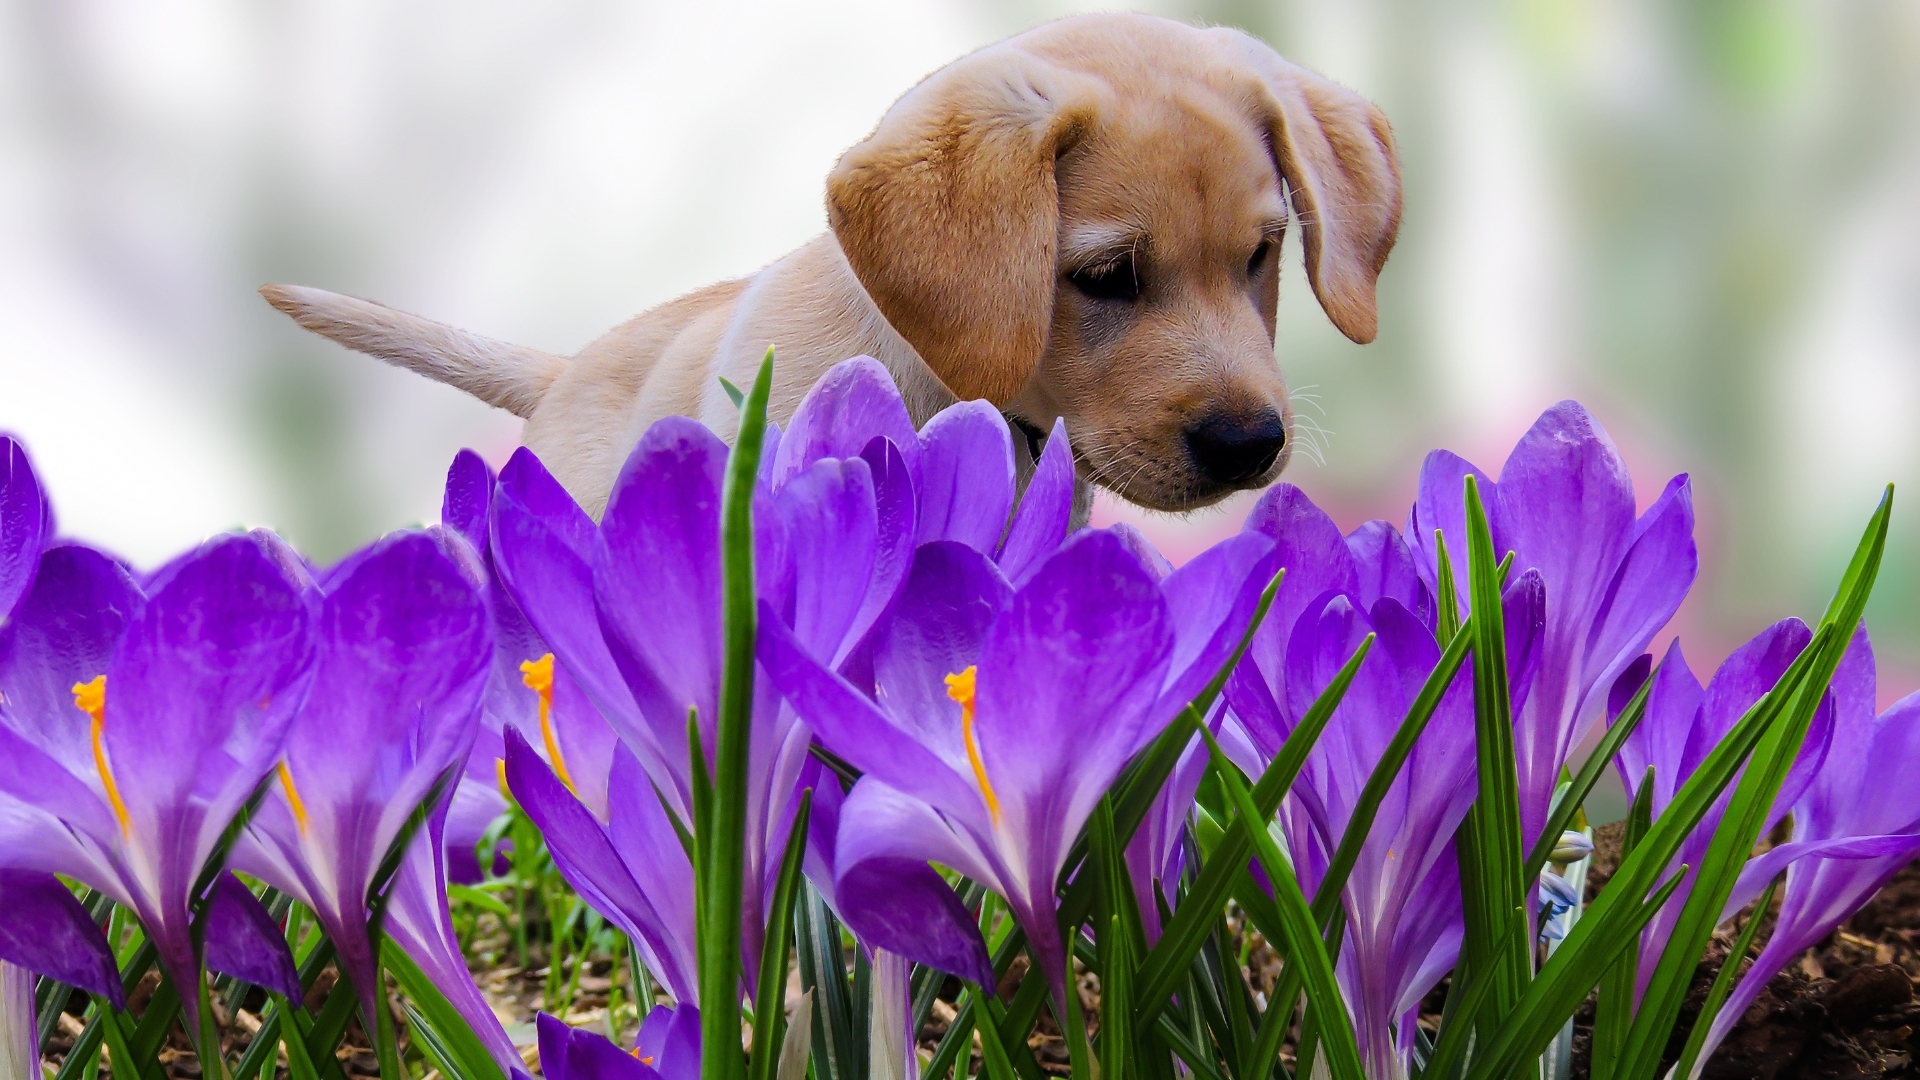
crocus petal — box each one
[915,401,1015,552]
[758,607,983,822]
[441,450,495,555]
[105,533,316,846]
[833,778,1007,938]
[0,438,48,623]
[605,744,699,1003]
[1575,475,1697,726]
[1405,449,1492,612]
[505,729,697,1004]
[635,1003,701,1080]
[835,854,993,988]
[995,418,1072,587]
[1345,520,1432,626]
[1240,484,1361,693]
[200,874,302,1000]
[773,357,922,490]
[593,418,729,784]
[0,543,141,774]
[537,1013,575,1080]
[0,869,122,1007]
[849,436,919,666]
[774,457,881,666]
[975,530,1173,833]
[382,807,525,1075]
[1152,532,1275,740]
[868,542,1012,770]
[491,450,654,778]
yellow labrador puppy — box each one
[263,13,1401,518]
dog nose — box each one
[1185,410,1286,485]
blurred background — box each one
[2,0,1916,731]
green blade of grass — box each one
[383,942,507,1080]
[749,789,812,1080]
[702,347,776,1080]
[1456,474,1531,1037]
[1589,767,1655,1080]
[1199,726,1366,1080]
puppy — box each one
[263,13,1400,518]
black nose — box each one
[1184,411,1286,485]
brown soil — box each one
[1565,821,1920,1079]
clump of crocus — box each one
[1224,484,1533,1079]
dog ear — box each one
[1220,33,1403,344]
[828,46,1100,405]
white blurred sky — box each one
[2,0,1916,709]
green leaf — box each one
[1199,726,1366,1080]
[1589,768,1655,1080]
[1132,632,1371,1021]
[750,788,813,1080]
[718,375,747,410]
[968,983,1021,1080]
[702,346,776,1080]
[447,884,513,918]
[1433,529,1462,646]
[796,885,859,1080]
[1456,474,1531,1036]
[383,942,508,1080]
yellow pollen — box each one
[628,1049,654,1064]
[945,667,1002,825]
[278,761,312,837]
[520,654,577,795]
[496,758,511,801]
[73,676,132,837]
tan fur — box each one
[262,14,1401,518]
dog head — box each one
[827,14,1401,511]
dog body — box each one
[265,14,1401,518]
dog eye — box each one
[1247,240,1272,278]
[1069,256,1141,302]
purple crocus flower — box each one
[490,359,932,992]
[1408,401,1697,848]
[766,357,1074,586]
[0,531,316,1025]
[232,529,492,1031]
[0,437,126,1013]
[536,1004,700,1080]
[1604,619,1833,1001]
[761,527,1268,1005]
[1689,628,1920,1069]
[1224,487,1523,1080]
[439,450,619,883]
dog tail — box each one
[259,284,566,419]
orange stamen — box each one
[520,654,576,794]
[944,667,1002,825]
[496,757,511,801]
[72,676,131,837]
[278,761,312,837]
